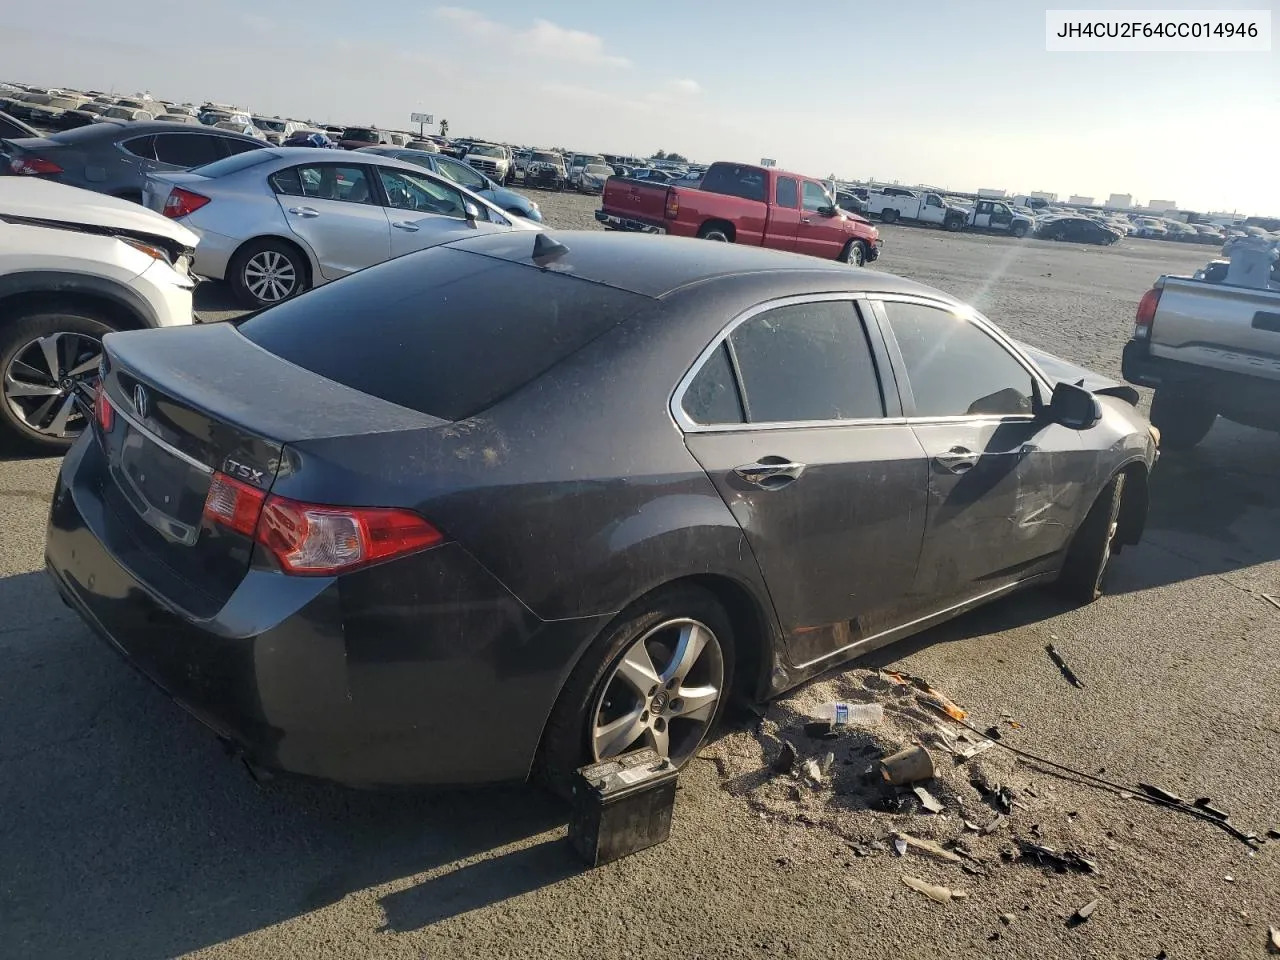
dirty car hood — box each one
[1014,342,1141,406]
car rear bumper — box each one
[595,210,666,234]
[46,434,609,786]
[1123,339,1280,429]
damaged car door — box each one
[677,296,929,669]
[873,297,1086,607]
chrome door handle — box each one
[801,217,813,223]
[734,459,806,488]
[288,207,319,218]
[391,221,420,232]
[933,446,979,474]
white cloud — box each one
[432,7,630,67]
[667,78,700,94]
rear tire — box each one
[944,216,964,232]
[0,309,113,453]
[880,208,898,224]
[1057,473,1125,604]
[536,585,735,798]
[697,224,732,242]
[229,238,308,310]
[1149,388,1215,451]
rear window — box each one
[191,149,275,177]
[238,248,651,420]
[342,128,378,142]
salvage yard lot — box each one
[3,197,1278,959]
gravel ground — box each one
[3,200,1278,960]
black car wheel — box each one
[537,585,734,796]
[1057,473,1125,604]
[1149,388,1216,451]
[880,208,898,224]
[230,239,308,309]
[1012,222,1029,238]
[0,309,109,452]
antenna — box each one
[532,233,569,266]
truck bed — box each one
[1146,276,1280,382]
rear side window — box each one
[152,132,224,167]
[121,136,155,159]
[729,301,884,423]
[776,177,798,209]
[238,249,651,421]
[699,164,766,203]
[682,344,745,425]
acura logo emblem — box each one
[133,385,149,419]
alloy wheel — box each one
[243,250,298,303]
[591,618,724,767]
[3,331,102,440]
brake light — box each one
[93,380,114,432]
[665,191,679,220]
[255,496,444,575]
[9,156,63,176]
[163,187,210,219]
[201,472,444,575]
[202,472,267,536]
[1134,287,1161,339]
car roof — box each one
[48,120,264,141]
[442,231,950,302]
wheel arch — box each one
[0,272,154,331]
[698,219,736,242]
[1114,459,1150,548]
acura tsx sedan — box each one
[46,231,1157,789]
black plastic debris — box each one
[1267,828,1280,841]
[1046,643,1085,688]
[569,748,677,867]
[984,725,1003,740]
[1138,783,1184,805]
[772,740,798,774]
[1019,840,1099,874]
[804,721,839,740]
[1193,797,1230,821]
[996,786,1015,814]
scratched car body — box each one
[45,231,1157,790]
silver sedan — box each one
[142,148,541,309]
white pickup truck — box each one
[865,188,962,226]
[946,199,1035,237]
[1122,249,1280,450]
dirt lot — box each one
[3,197,1278,959]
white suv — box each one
[0,178,198,452]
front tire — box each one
[842,239,867,266]
[229,239,308,310]
[0,309,112,453]
[537,585,735,796]
[1057,473,1126,604]
[1012,222,1029,238]
[1149,388,1215,451]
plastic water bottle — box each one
[814,702,883,726]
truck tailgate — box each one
[1151,278,1280,381]
[601,177,670,225]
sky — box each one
[5,0,1277,214]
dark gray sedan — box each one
[46,232,1157,790]
[3,121,266,202]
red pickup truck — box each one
[596,161,882,266]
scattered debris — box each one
[1267,829,1280,841]
[1069,899,1099,926]
[1004,719,1023,729]
[996,787,1015,814]
[803,721,839,740]
[1260,593,1280,611]
[893,831,965,864]
[963,820,981,832]
[980,814,1006,835]
[850,844,870,858]
[1045,643,1085,688]
[957,740,995,761]
[983,725,1003,740]
[880,745,935,785]
[800,754,834,786]
[772,741,797,774]
[1225,875,1234,883]
[1268,925,1280,953]
[901,875,968,904]
[893,837,908,857]
[960,862,986,877]
[1000,913,1015,926]
[1192,797,1229,821]
[1018,841,1099,874]
[1138,783,1184,805]
[918,691,968,722]
[913,786,944,813]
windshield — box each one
[104,107,133,119]
[117,99,146,109]
[533,152,561,164]
[468,144,504,158]
[48,97,81,109]
[254,118,286,132]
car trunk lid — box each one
[95,323,442,611]
[601,176,671,225]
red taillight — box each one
[9,156,63,176]
[665,191,679,220]
[1134,287,1161,339]
[163,187,210,219]
[202,472,267,537]
[201,472,444,575]
[93,380,114,432]
[255,496,444,575]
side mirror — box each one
[817,205,838,218]
[1041,381,1101,430]
[463,201,481,224]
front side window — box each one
[801,181,830,212]
[882,301,1035,418]
[377,168,470,218]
